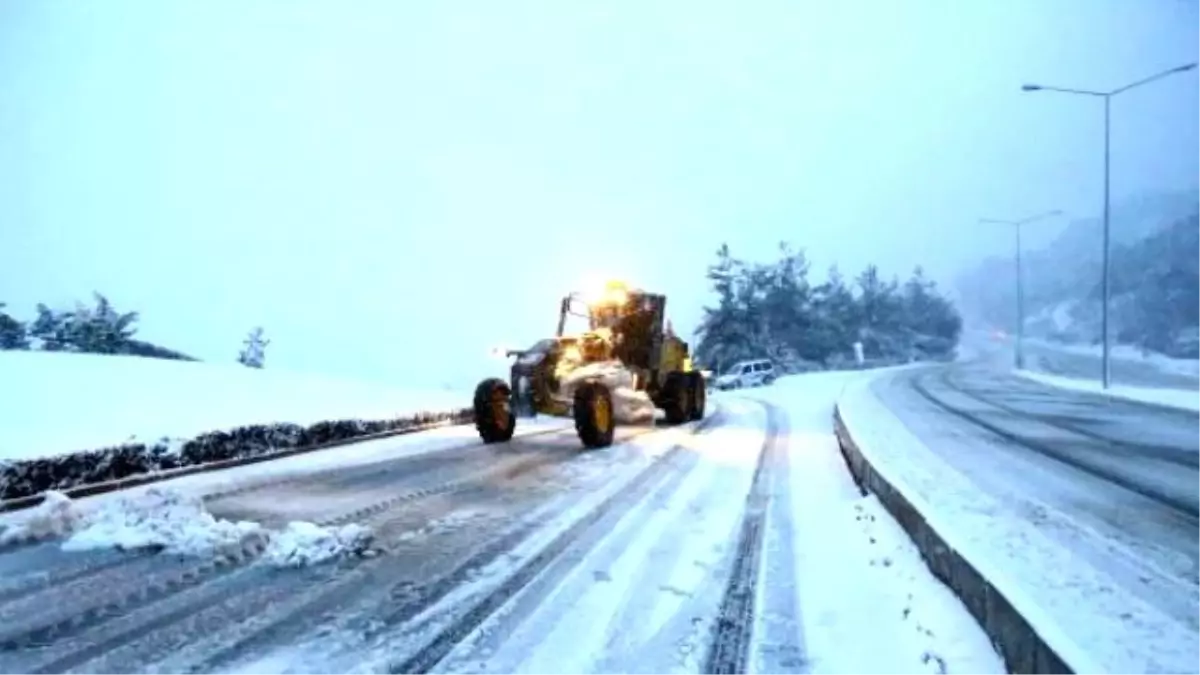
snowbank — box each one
[0,350,470,461]
[558,360,656,424]
[835,376,1199,674]
[0,486,370,568]
[1016,368,1200,412]
[260,521,374,568]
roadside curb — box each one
[0,411,473,519]
[832,404,1072,675]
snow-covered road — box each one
[869,363,1199,649]
[1018,339,1199,392]
[0,373,1001,675]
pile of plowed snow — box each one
[0,487,372,568]
[559,361,656,423]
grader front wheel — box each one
[573,381,616,449]
[474,378,516,444]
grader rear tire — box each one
[574,381,615,449]
[688,371,706,421]
[662,371,691,425]
[473,378,515,444]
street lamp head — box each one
[1021,84,1043,92]
[1174,62,1198,74]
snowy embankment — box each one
[1016,368,1200,412]
[0,351,474,501]
[835,375,1199,674]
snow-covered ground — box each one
[735,373,1004,674]
[836,375,1199,674]
[1025,337,1200,379]
[234,380,999,675]
[1016,368,1200,412]
[0,351,471,460]
[0,364,1004,674]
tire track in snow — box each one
[704,400,785,675]
[0,450,487,629]
[5,432,592,673]
[169,478,580,674]
[199,426,568,509]
[383,414,724,674]
[0,546,157,605]
[746,402,807,674]
[428,433,710,674]
[178,428,671,673]
[82,493,568,675]
[22,425,670,674]
[910,370,1197,517]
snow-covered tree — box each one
[27,293,138,354]
[238,327,270,368]
[0,302,29,350]
[695,244,962,369]
[67,293,139,354]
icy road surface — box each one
[873,363,1199,634]
[0,374,1001,674]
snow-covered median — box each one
[1016,368,1199,412]
[0,487,371,568]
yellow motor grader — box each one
[473,281,706,449]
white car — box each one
[713,359,776,390]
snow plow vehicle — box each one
[473,281,706,449]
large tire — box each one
[662,371,690,425]
[688,371,706,421]
[474,378,515,444]
[574,381,615,449]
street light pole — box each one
[980,210,1063,371]
[1021,62,1197,390]
[1102,95,1111,389]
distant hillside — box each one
[957,189,1199,357]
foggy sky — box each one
[2,0,1197,391]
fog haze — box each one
[3,0,1196,389]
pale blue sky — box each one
[2,0,1197,390]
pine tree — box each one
[697,244,757,372]
[899,266,961,358]
[66,293,139,354]
[238,327,270,368]
[809,265,857,363]
[0,303,29,350]
[29,304,71,351]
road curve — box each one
[872,362,1199,630]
